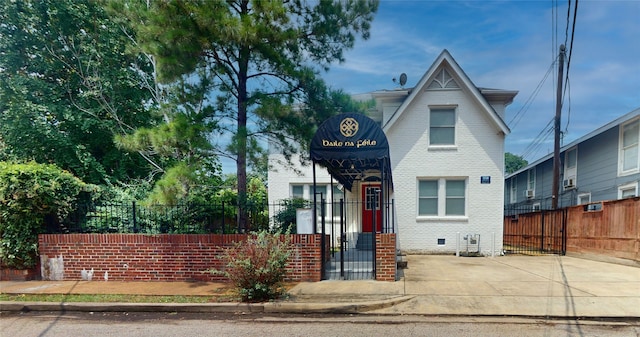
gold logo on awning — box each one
[339,118,359,137]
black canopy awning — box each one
[310,113,393,191]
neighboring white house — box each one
[268,49,517,256]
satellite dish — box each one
[399,73,407,87]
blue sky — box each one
[321,0,640,163]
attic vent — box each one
[428,68,459,89]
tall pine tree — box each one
[112,0,379,230]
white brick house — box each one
[268,50,517,256]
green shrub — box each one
[272,198,310,234]
[0,161,86,269]
[211,231,292,302]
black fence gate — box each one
[503,206,567,255]
[318,197,395,280]
[320,200,376,280]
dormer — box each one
[479,88,518,119]
[370,89,411,126]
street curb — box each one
[0,301,264,313]
[265,296,415,314]
[0,296,414,314]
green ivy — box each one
[0,161,87,269]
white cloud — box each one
[320,0,639,161]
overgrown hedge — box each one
[0,161,87,269]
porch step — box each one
[355,233,374,250]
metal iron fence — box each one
[46,201,274,234]
[503,205,567,255]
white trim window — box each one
[563,147,577,189]
[290,184,344,218]
[331,185,344,216]
[418,178,466,217]
[618,182,638,199]
[619,118,639,175]
[429,108,456,146]
[578,193,591,205]
[291,185,304,199]
[290,184,327,200]
[510,177,517,204]
[527,168,536,190]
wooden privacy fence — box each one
[504,197,639,262]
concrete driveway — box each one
[290,254,640,317]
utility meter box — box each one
[462,234,481,256]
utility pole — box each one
[552,45,566,210]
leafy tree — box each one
[0,0,163,185]
[212,175,269,232]
[111,0,379,230]
[505,152,528,174]
[0,161,88,269]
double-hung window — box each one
[509,177,517,204]
[291,185,304,199]
[418,180,438,215]
[430,108,456,145]
[527,168,536,191]
[445,180,466,215]
[418,178,466,217]
[620,119,639,175]
[331,185,344,217]
[619,182,638,199]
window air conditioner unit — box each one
[563,177,575,188]
[524,189,534,198]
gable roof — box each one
[382,49,514,135]
[506,107,640,178]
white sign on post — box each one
[296,208,314,234]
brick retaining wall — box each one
[38,234,324,282]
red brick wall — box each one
[375,233,397,281]
[0,268,38,281]
[38,234,324,282]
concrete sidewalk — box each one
[2,255,639,318]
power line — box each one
[564,0,571,48]
[563,0,578,133]
[508,59,556,130]
[520,117,555,161]
[514,1,577,162]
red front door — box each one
[361,184,382,232]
